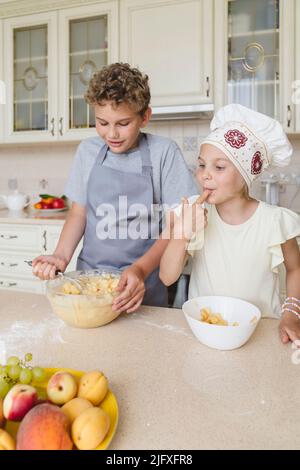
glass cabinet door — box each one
[227,0,280,119]
[69,15,108,129]
[4,11,57,143]
[58,1,119,140]
[14,25,48,132]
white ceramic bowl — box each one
[182,296,261,350]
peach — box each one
[77,371,108,405]
[3,384,38,421]
[72,407,110,450]
[47,371,77,405]
[0,429,15,450]
[61,397,93,425]
[16,403,73,450]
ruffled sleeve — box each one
[268,207,300,272]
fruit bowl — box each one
[46,269,122,328]
[182,296,261,350]
[4,367,119,450]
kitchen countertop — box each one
[1,290,299,450]
[0,207,68,225]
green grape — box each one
[8,364,22,381]
[24,353,33,362]
[19,368,33,384]
[0,372,7,382]
[0,380,10,398]
[7,356,20,366]
[32,367,46,382]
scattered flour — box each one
[0,316,67,349]
[130,313,191,337]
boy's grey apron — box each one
[77,133,168,307]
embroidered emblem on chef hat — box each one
[200,104,293,188]
[224,129,248,149]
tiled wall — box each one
[1,119,300,212]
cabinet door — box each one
[295,1,300,132]
[43,224,83,272]
[120,0,213,107]
[215,0,295,132]
[58,1,119,141]
[3,11,58,143]
[0,19,4,142]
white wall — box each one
[0,119,300,212]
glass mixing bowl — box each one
[46,269,122,328]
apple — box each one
[51,198,65,209]
[3,384,38,421]
[47,371,77,405]
[41,201,53,209]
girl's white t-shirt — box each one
[188,201,300,318]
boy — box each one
[33,63,198,312]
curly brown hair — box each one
[85,63,151,116]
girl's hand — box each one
[32,255,68,280]
[112,265,146,313]
[279,311,300,345]
[173,191,210,241]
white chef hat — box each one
[200,104,293,188]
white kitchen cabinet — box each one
[120,0,213,107]
[0,18,4,143]
[214,0,295,133]
[44,224,82,272]
[0,221,82,293]
[2,1,118,143]
[295,0,300,132]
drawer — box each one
[0,251,40,277]
[0,276,45,294]
[0,224,45,252]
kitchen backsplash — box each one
[0,119,300,212]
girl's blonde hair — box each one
[240,183,251,200]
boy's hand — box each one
[32,255,68,280]
[279,311,300,346]
[112,265,146,313]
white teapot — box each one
[0,191,30,211]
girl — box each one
[160,104,300,344]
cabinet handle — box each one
[59,117,63,136]
[287,105,292,128]
[0,234,18,240]
[206,76,210,98]
[50,117,55,136]
[43,230,47,252]
[0,281,17,287]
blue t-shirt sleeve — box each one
[161,142,199,208]
[64,142,87,207]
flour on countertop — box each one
[0,315,67,348]
[130,313,191,337]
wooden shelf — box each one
[14,56,47,64]
[14,98,46,104]
[228,28,279,39]
[228,79,279,86]
[69,48,107,57]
